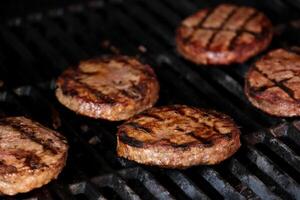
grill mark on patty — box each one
[119,131,144,148]
[24,154,47,170]
[223,133,233,140]
[119,131,195,149]
[183,6,261,50]
[173,107,225,136]
[206,7,238,49]
[249,84,275,96]
[200,27,259,36]
[169,106,229,141]
[196,8,214,29]
[11,149,48,170]
[228,11,259,50]
[120,89,140,100]
[124,122,153,134]
[0,160,18,174]
[183,8,214,44]
[138,112,163,121]
[120,82,147,100]
[252,66,299,102]
[78,81,116,104]
[119,106,237,149]
[61,72,116,104]
[0,119,59,155]
[187,131,213,147]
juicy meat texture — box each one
[56,55,159,121]
[245,48,300,116]
[117,105,241,169]
[0,117,68,196]
[176,4,273,65]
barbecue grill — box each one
[1,0,300,199]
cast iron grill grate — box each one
[0,0,300,199]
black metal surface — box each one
[0,0,300,199]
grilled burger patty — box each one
[245,48,300,116]
[176,4,273,65]
[56,55,159,121]
[117,105,240,169]
[0,117,68,196]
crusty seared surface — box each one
[176,4,273,65]
[245,48,300,116]
[56,55,159,121]
[117,105,240,169]
[0,117,68,196]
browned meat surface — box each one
[117,105,240,169]
[0,117,68,196]
[56,55,159,121]
[245,48,300,116]
[176,4,273,65]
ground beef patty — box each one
[245,48,300,116]
[0,117,68,196]
[56,55,159,121]
[117,105,240,169]
[176,4,273,65]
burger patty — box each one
[117,105,241,169]
[0,117,68,196]
[176,4,273,65]
[245,47,300,116]
[56,55,159,121]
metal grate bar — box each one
[91,174,142,200]
[200,167,246,200]
[246,146,300,199]
[228,159,281,200]
[49,182,76,200]
[84,182,107,200]
[118,167,175,200]
[290,121,300,147]
[166,170,210,200]
[263,133,300,174]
